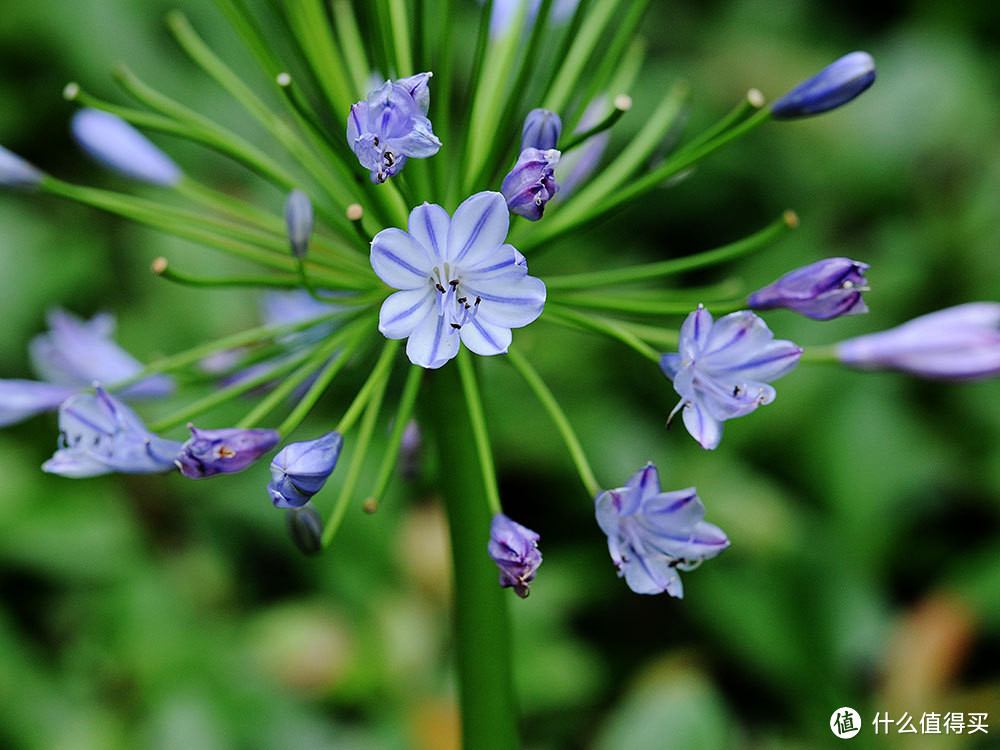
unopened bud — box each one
[285,503,323,556]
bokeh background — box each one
[2,1,999,748]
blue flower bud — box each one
[267,430,343,508]
[177,424,280,479]
[285,503,324,556]
[748,258,869,320]
[771,51,876,119]
[501,148,560,221]
[488,513,542,598]
[71,108,182,185]
[284,189,314,259]
[521,108,562,151]
[0,145,43,188]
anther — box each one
[457,296,467,304]
[475,296,481,305]
[450,323,462,329]
[449,279,460,287]
[435,283,446,293]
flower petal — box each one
[623,554,684,597]
[463,244,528,281]
[459,317,512,356]
[370,228,432,289]
[379,288,436,339]
[405,312,461,369]
[462,274,546,329]
[717,340,803,383]
[679,305,713,357]
[407,202,451,264]
[681,401,723,450]
[0,379,77,427]
[446,191,509,265]
[624,462,661,506]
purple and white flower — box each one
[660,306,802,450]
[488,513,543,598]
[267,430,343,508]
[177,425,280,479]
[836,302,1000,379]
[42,387,183,477]
[501,148,560,221]
[595,463,729,597]
[748,257,869,320]
[371,191,546,369]
[347,77,441,184]
[71,108,182,186]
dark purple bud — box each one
[284,189,314,259]
[521,108,562,151]
[836,303,1000,380]
[177,424,280,479]
[285,503,323,556]
[267,431,343,508]
[488,513,542,598]
[748,258,870,320]
[771,51,876,119]
[501,148,560,221]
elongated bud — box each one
[285,503,323,556]
[501,148,560,221]
[521,108,562,151]
[0,145,43,188]
[748,258,869,320]
[70,108,182,185]
[488,513,542,598]
[284,189,314,259]
[177,424,280,479]
[771,52,876,119]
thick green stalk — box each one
[387,0,414,77]
[426,363,520,750]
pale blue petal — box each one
[679,305,712,357]
[462,274,546,329]
[682,401,723,450]
[446,191,509,264]
[370,228,432,289]
[407,202,451,264]
[379,288,436,339]
[405,311,461,369]
[459,316,512,356]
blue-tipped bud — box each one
[0,145,43,188]
[501,148,561,221]
[284,189,314,259]
[771,51,876,119]
[488,513,542,598]
[177,424,280,479]
[71,108,182,185]
[748,258,870,320]
[521,108,562,151]
[267,431,343,508]
[285,503,323,556]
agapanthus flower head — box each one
[347,77,441,184]
[371,191,546,368]
[501,148,560,221]
[0,144,43,187]
[835,302,1000,379]
[0,380,78,428]
[660,306,802,450]
[70,108,182,186]
[521,108,562,151]
[284,189,314,259]
[42,386,183,477]
[488,513,542,598]
[595,463,729,597]
[267,430,344,508]
[29,308,174,399]
[771,51,876,119]
[748,257,870,320]
[177,424,280,479]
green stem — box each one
[551,292,746,317]
[364,364,424,507]
[560,95,631,153]
[387,0,414,77]
[671,89,764,160]
[426,363,519,750]
[544,304,662,363]
[506,346,601,497]
[151,257,299,289]
[456,350,503,515]
[543,0,622,113]
[335,339,402,435]
[800,345,840,364]
[332,0,372,96]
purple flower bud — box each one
[177,424,280,479]
[71,109,182,185]
[267,431,343,508]
[284,189,314,259]
[771,51,876,119]
[835,303,1000,380]
[488,513,542,598]
[0,380,77,427]
[0,145,43,187]
[42,387,183,477]
[394,72,433,115]
[748,258,870,320]
[521,108,562,151]
[501,148,561,221]
[285,503,323,556]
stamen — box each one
[435,283,446,293]
[450,323,462,330]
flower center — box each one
[430,265,482,331]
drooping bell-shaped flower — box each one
[501,148,560,221]
[267,430,343,508]
[71,108,182,185]
[0,145,43,187]
[42,387,183,477]
[521,108,562,151]
[835,302,1000,379]
[284,189,314,259]
[372,192,546,368]
[748,258,870,320]
[488,513,543,598]
[0,380,78,428]
[595,463,729,597]
[660,306,802,450]
[771,52,876,119]
[177,424,280,479]
[347,79,441,184]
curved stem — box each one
[544,304,661,363]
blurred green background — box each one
[1,1,999,748]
